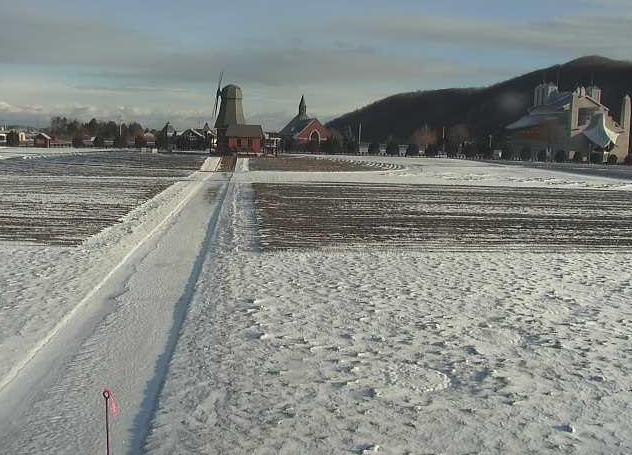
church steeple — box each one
[298,95,307,119]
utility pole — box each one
[165,121,170,152]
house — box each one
[34,133,52,148]
[50,137,73,148]
[176,127,214,151]
[34,133,71,148]
[225,124,264,155]
[280,96,331,152]
[507,83,631,163]
[136,132,156,149]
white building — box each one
[507,83,631,163]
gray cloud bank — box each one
[2,1,631,129]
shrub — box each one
[368,142,380,155]
[520,146,531,161]
[406,143,419,156]
[386,142,399,156]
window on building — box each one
[237,138,242,147]
[578,108,593,126]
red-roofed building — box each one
[280,96,331,152]
[34,133,52,148]
[225,124,264,155]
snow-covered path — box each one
[0,157,228,453]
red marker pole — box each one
[103,389,111,455]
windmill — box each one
[211,72,262,156]
[213,72,245,129]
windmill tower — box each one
[214,85,246,129]
[212,72,247,153]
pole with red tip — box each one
[103,389,111,455]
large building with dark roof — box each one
[506,83,631,163]
[280,96,331,151]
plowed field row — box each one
[0,152,206,245]
[254,183,632,251]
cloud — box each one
[0,3,164,68]
[338,13,632,60]
[0,99,220,130]
[73,85,192,94]
[96,46,468,88]
[0,1,505,90]
[0,101,51,127]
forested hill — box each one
[326,56,632,144]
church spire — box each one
[298,95,307,118]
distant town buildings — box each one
[8,78,631,162]
[264,132,282,155]
[0,129,28,146]
[507,83,631,163]
[175,123,215,151]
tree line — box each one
[313,123,501,158]
[47,116,149,146]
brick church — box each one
[280,96,330,151]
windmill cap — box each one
[222,84,243,99]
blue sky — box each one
[1,0,630,130]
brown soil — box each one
[0,151,205,245]
[253,183,632,251]
[248,156,397,172]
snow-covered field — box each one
[2,153,632,454]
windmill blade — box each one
[213,93,219,118]
[213,70,224,118]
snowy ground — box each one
[2,154,632,454]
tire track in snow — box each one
[0,164,219,395]
[134,168,236,453]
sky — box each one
[1,0,631,131]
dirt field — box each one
[248,156,399,172]
[0,151,207,177]
[0,151,206,245]
[253,183,632,251]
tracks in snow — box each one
[0,163,236,453]
[133,170,236,452]
[0,172,214,395]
